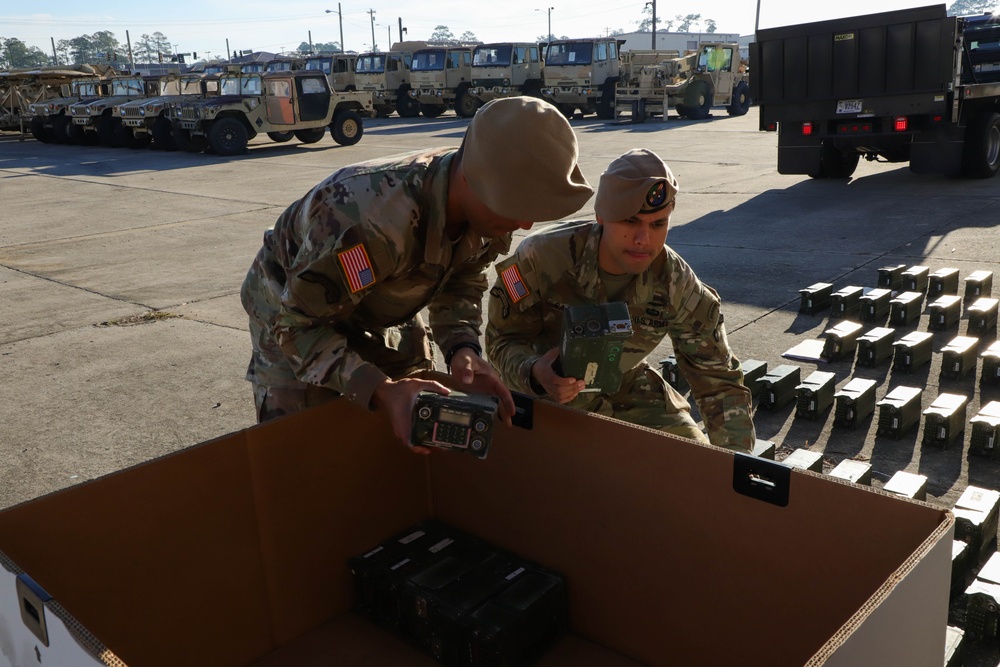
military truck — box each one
[615,43,750,122]
[266,55,305,72]
[752,5,1000,179]
[407,46,475,118]
[1,66,96,133]
[304,53,358,91]
[67,74,147,146]
[541,37,623,119]
[468,42,544,107]
[27,69,115,144]
[355,42,427,117]
[168,69,374,155]
[116,72,221,150]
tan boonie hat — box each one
[462,96,593,221]
[595,148,679,222]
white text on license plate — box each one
[836,99,863,114]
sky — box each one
[3,0,952,58]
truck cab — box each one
[408,46,475,117]
[541,38,623,118]
[355,49,420,117]
[304,54,358,91]
[469,42,544,106]
[67,74,146,146]
[116,73,221,150]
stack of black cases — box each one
[350,521,568,666]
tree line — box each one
[1,32,175,69]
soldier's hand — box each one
[449,348,516,427]
[531,347,585,404]
[371,378,450,453]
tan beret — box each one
[595,149,679,222]
[461,96,593,222]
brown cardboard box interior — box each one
[0,390,950,666]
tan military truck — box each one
[615,42,750,121]
[168,69,374,155]
[468,42,544,107]
[67,73,147,146]
[541,37,624,119]
[407,46,475,118]
[355,41,427,117]
[27,68,115,144]
[304,53,358,91]
[1,66,95,134]
[116,72,222,150]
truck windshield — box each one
[161,79,181,96]
[241,64,265,73]
[75,82,100,96]
[220,75,261,95]
[473,46,512,67]
[412,50,446,71]
[180,78,203,95]
[545,42,593,66]
[112,79,144,96]
[356,55,385,73]
[305,58,332,74]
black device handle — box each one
[732,453,791,507]
[510,392,534,430]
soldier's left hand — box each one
[449,348,516,426]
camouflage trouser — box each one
[574,364,710,445]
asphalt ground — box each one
[2,107,1000,662]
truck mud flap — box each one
[777,144,822,175]
[910,133,964,176]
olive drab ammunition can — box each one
[953,541,971,598]
[752,438,776,460]
[740,359,767,397]
[658,355,688,392]
[964,552,1000,640]
[929,267,961,299]
[799,282,833,315]
[953,485,1000,568]
[833,377,877,429]
[928,295,962,331]
[831,285,864,319]
[795,370,836,420]
[982,341,1000,386]
[821,320,863,361]
[876,385,922,439]
[941,335,979,381]
[884,470,928,501]
[967,297,999,338]
[877,264,906,291]
[856,326,895,367]
[970,401,1000,459]
[828,459,872,485]
[889,291,924,327]
[893,331,934,373]
[858,288,892,324]
[921,392,968,449]
[560,302,633,394]
[756,364,801,411]
[901,265,930,294]
[783,448,823,472]
[965,270,994,302]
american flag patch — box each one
[338,243,376,293]
[501,264,529,303]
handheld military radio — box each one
[559,302,633,394]
[410,391,499,459]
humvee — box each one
[541,37,623,119]
[468,42,544,108]
[28,70,115,144]
[266,55,306,72]
[407,46,475,118]
[116,72,222,150]
[304,54,358,91]
[168,69,374,155]
[355,42,427,117]
[67,73,147,146]
[615,42,749,121]
[1,66,96,133]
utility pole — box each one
[368,9,377,51]
[536,7,554,41]
[125,30,135,70]
[309,30,314,53]
[399,18,408,44]
[226,38,230,62]
[646,0,657,49]
[51,37,58,66]
[325,5,345,52]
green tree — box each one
[948,0,999,14]
[298,40,341,53]
[429,25,454,41]
[674,14,702,32]
[705,19,717,33]
[57,31,124,64]
[459,31,479,43]
[1,38,50,68]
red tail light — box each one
[893,116,908,132]
[802,121,814,136]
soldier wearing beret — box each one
[241,97,593,450]
[486,149,754,451]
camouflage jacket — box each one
[241,148,511,409]
[485,220,754,449]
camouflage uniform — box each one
[241,148,509,421]
[486,220,754,451]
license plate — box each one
[836,99,863,114]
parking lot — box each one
[3,108,1000,518]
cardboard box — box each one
[0,377,954,667]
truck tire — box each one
[331,110,363,146]
[267,131,295,143]
[727,81,751,116]
[421,103,446,118]
[151,117,177,151]
[172,127,207,153]
[596,82,616,120]
[677,80,713,120]
[810,142,859,179]
[396,87,421,118]
[66,122,86,145]
[294,127,326,144]
[96,115,122,147]
[209,117,249,156]
[115,123,148,149]
[962,111,1000,179]
[50,115,71,144]
[455,89,479,118]
[30,117,53,143]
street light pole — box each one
[536,7,554,41]
[368,9,377,51]
[325,4,346,52]
[646,0,657,49]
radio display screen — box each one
[438,407,472,426]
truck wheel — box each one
[96,115,123,147]
[727,81,751,116]
[209,117,249,156]
[66,122,86,145]
[172,127,207,153]
[396,87,421,118]
[677,80,713,120]
[811,142,859,179]
[421,103,446,118]
[331,110,363,146]
[30,117,53,143]
[375,106,391,118]
[294,127,326,144]
[267,131,295,143]
[455,89,479,118]
[51,115,71,144]
[115,123,145,149]
[962,111,1000,179]
[151,117,177,151]
[596,83,616,120]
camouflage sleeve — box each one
[428,249,497,355]
[485,255,546,395]
[668,270,755,451]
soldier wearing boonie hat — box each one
[240,95,593,450]
[486,148,755,452]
